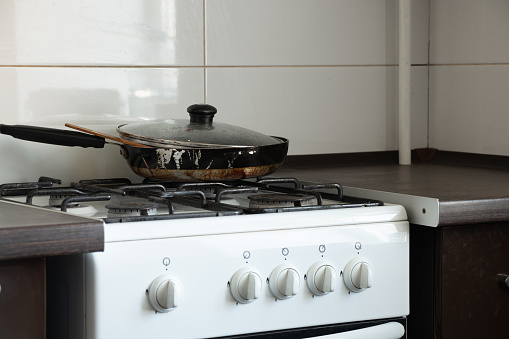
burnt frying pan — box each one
[0,106,288,181]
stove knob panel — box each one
[306,260,337,296]
[230,267,263,304]
[343,257,374,293]
[269,263,301,299]
[148,275,183,313]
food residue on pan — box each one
[156,149,173,168]
[156,148,204,170]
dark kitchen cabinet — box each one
[408,222,509,339]
[0,200,104,339]
[0,258,46,339]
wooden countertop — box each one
[0,200,103,260]
[277,151,509,226]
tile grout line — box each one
[0,64,401,68]
[1,64,505,69]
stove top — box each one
[0,176,385,223]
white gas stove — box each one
[2,176,409,338]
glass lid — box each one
[117,104,282,148]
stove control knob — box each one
[269,263,300,299]
[230,267,263,304]
[148,275,183,313]
[343,258,373,293]
[307,260,337,296]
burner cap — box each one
[248,194,314,209]
[106,202,159,217]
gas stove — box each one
[1,176,409,338]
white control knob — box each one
[307,260,337,296]
[269,263,300,299]
[148,275,183,313]
[343,258,374,293]
[230,267,263,304]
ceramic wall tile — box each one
[0,67,204,124]
[206,0,397,66]
[207,66,426,155]
[0,0,203,66]
[429,65,509,155]
[0,67,204,183]
[430,0,509,64]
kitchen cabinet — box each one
[410,222,509,339]
[0,258,46,339]
[0,199,104,339]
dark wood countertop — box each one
[277,151,509,226]
[0,200,103,260]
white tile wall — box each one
[0,0,430,182]
[207,65,429,155]
[208,66,396,154]
[206,0,397,66]
[429,65,509,155]
[0,67,204,124]
[0,0,204,66]
[429,0,509,155]
[430,0,509,64]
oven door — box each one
[214,317,406,339]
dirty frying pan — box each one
[0,104,289,182]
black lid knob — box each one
[187,104,217,124]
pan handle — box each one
[0,124,105,148]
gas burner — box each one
[47,194,98,216]
[50,204,98,217]
[248,193,314,209]
[106,202,159,217]
[198,187,217,199]
[49,194,78,207]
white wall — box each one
[429,0,509,155]
[0,1,428,152]
[4,0,505,182]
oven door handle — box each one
[304,321,405,339]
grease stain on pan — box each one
[194,149,202,167]
[226,152,240,169]
[156,148,187,170]
[156,148,207,170]
[172,150,185,170]
[156,148,173,168]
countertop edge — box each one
[439,198,509,226]
[0,221,104,261]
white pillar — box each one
[399,0,412,165]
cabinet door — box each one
[0,258,46,339]
[441,223,509,338]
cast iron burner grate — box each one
[0,176,384,221]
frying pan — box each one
[0,120,288,182]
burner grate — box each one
[1,176,384,221]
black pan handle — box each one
[0,124,105,148]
